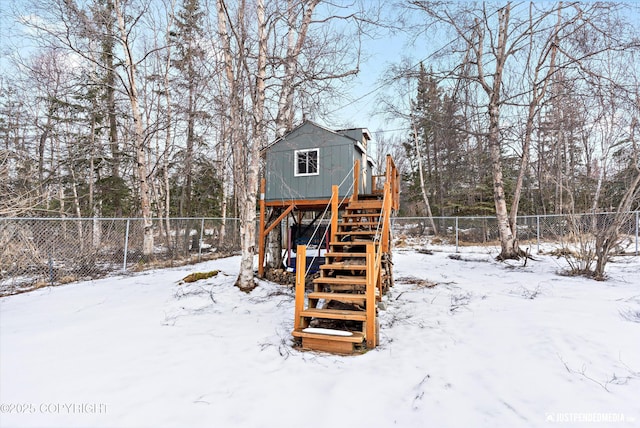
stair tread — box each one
[326,284,368,292]
[320,263,366,270]
[313,276,367,285]
[325,252,368,258]
[342,213,382,218]
[334,230,378,235]
[348,200,383,207]
[300,308,367,321]
[347,207,382,212]
[345,209,382,213]
[338,221,380,227]
[356,193,383,199]
[308,291,366,298]
[292,329,365,343]
[308,291,367,303]
[330,241,376,246]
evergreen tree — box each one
[404,63,480,216]
[171,0,208,218]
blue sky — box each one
[322,29,412,135]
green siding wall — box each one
[265,123,358,201]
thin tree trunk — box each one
[219,122,228,246]
[65,110,83,251]
[38,116,52,194]
[220,178,228,243]
[89,115,102,249]
[264,0,319,270]
[163,106,172,250]
[163,5,175,250]
[412,122,437,235]
[235,0,267,291]
[594,118,640,278]
[114,0,154,256]
[69,165,84,252]
[274,0,320,137]
[510,5,561,233]
[104,0,121,216]
[479,5,521,259]
[216,0,235,248]
[183,85,195,217]
[591,135,608,215]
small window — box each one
[294,148,319,176]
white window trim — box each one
[294,148,320,177]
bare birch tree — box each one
[112,0,155,255]
[217,0,367,289]
[20,0,172,254]
[593,117,640,278]
[411,119,437,233]
[216,0,261,290]
[404,1,632,260]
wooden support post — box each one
[386,154,391,184]
[365,243,376,348]
[258,178,266,278]
[377,263,383,302]
[294,245,307,331]
[330,185,338,243]
[385,154,400,211]
[394,159,400,210]
[382,182,391,253]
[351,159,360,202]
[287,216,291,269]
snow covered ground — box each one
[1,245,639,428]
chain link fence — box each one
[391,212,640,255]
[1,212,638,296]
[0,217,240,296]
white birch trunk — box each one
[163,3,175,249]
[235,0,267,291]
[473,5,520,259]
[114,0,154,256]
[216,0,235,248]
[412,122,438,235]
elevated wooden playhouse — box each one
[258,121,400,354]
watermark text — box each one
[546,412,635,424]
[0,402,108,415]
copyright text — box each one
[0,403,108,415]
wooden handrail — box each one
[364,181,393,349]
[371,156,399,208]
[384,154,400,211]
[330,185,338,243]
[380,182,392,254]
[294,245,307,331]
[292,155,397,351]
[365,242,376,348]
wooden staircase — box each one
[292,156,399,354]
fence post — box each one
[455,217,459,253]
[198,218,205,262]
[48,252,54,285]
[636,211,640,256]
[536,215,540,254]
[123,219,130,271]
